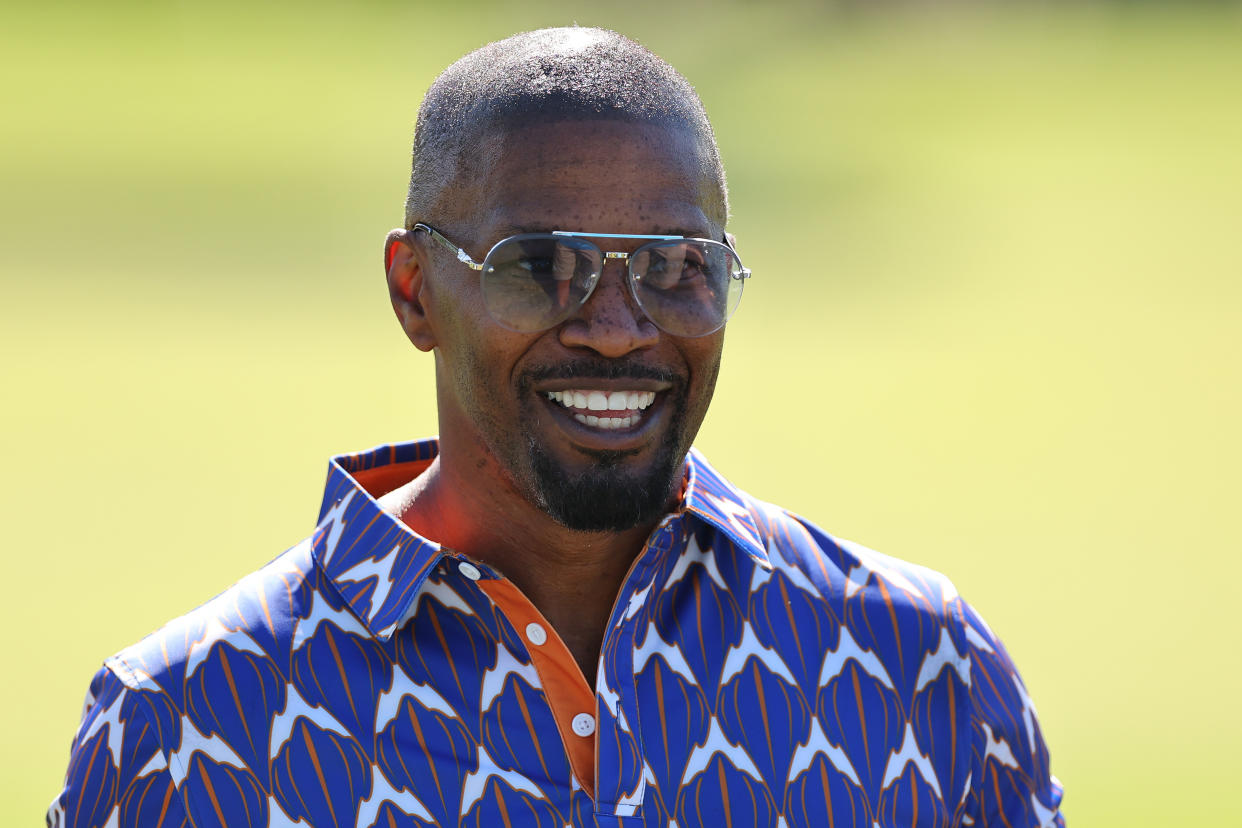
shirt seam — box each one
[949,593,983,820]
[104,657,204,828]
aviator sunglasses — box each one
[411,223,751,338]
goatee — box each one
[525,428,687,532]
[517,359,689,532]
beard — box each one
[524,411,688,532]
[515,360,695,532]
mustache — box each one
[521,359,680,386]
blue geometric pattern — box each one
[49,439,1064,826]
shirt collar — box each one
[311,439,770,641]
[311,440,445,641]
[681,447,771,569]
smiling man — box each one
[51,28,1064,828]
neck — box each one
[379,452,663,684]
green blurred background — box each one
[3,0,1240,824]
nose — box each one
[557,262,660,356]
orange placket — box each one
[477,579,599,799]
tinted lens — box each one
[630,240,745,336]
[480,235,601,332]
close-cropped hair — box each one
[404,27,729,228]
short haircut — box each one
[404,27,728,228]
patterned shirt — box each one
[50,439,1064,827]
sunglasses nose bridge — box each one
[597,250,630,280]
[587,249,629,287]
[609,250,657,312]
[574,250,649,322]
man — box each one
[50,27,1063,828]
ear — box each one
[385,228,437,352]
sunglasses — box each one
[411,223,751,338]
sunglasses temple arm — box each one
[412,223,485,270]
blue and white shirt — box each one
[50,438,1064,827]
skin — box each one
[381,120,727,683]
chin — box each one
[524,432,686,532]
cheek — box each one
[422,271,470,343]
[453,334,500,400]
[449,327,537,417]
[684,339,724,426]
[687,336,724,393]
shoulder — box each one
[687,451,959,615]
[105,538,323,702]
[742,492,963,620]
[736,497,1066,825]
[716,489,995,721]
[50,541,334,827]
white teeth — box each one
[546,388,659,429]
[573,413,635,429]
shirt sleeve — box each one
[958,599,1065,827]
[48,665,189,828]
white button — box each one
[570,713,596,737]
[457,561,481,580]
[524,622,547,646]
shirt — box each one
[49,438,1064,827]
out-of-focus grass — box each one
[3,2,1240,824]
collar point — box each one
[750,552,775,571]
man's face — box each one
[415,120,725,531]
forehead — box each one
[464,120,719,239]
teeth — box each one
[545,388,658,430]
[545,390,655,410]
[573,413,636,429]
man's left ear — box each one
[384,229,437,352]
[725,230,739,250]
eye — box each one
[644,248,708,289]
[517,256,556,277]
[681,250,710,280]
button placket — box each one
[473,576,600,800]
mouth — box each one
[529,375,676,455]
[523,357,681,455]
[543,389,658,430]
